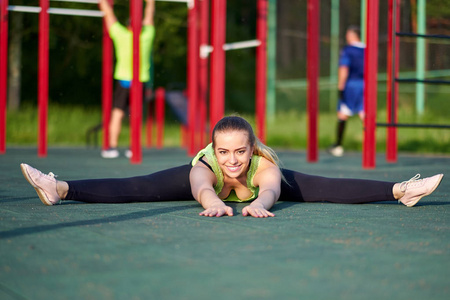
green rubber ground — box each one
[1,147,449,300]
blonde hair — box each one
[212,116,282,169]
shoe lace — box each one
[399,174,421,193]
[46,172,61,204]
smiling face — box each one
[213,130,254,180]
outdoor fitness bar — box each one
[306,0,319,162]
[208,0,268,144]
[1,0,268,164]
[381,0,450,165]
[0,0,111,157]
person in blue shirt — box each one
[329,26,365,157]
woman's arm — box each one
[190,163,234,217]
[142,0,155,26]
[242,161,281,218]
[98,0,117,31]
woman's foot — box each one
[20,163,61,205]
[398,174,444,207]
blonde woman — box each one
[21,116,443,218]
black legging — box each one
[66,164,396,204]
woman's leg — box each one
[280,169,395,204]
[65,164,194,203]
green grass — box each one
[6,103,450,154]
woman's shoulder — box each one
[251,156,281,187]
[254,156,279,174]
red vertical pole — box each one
[130,0,143,164]
[38,0,49,157]
[0,0,8,154]
[102,0,114,151]
[198,0,209,148]
[363,0,379,169]
[155,87,165,149]
[256,0,267,144]
[386,0,399,163]
[306,0,319,162]
[146,102,153,147]
[209,0,226,135]
[187,0,199,156]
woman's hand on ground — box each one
[199,205,234,217]
[242,203,275,218]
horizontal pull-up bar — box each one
[8,6,41,13]
[51,0,99,4]
[8,5,104,17]
[223,39,261,51]
[396,78,450,85]
[396,32,450,40]
[377,123,450,129]
[48,7,103,17]
[51,0,192,3]
[200,40,261,58]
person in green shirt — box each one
[99,0,155,158]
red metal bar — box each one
[0,0,8,154]
[363,0,379,169]
[38,0,49,157]
[255,0,267,144]
[209,0,226,134]
[198,0,209,148]
[386,0,399,163]
[130,0,143,164]
[306,0,319,162]
[155,87,165,148]
[146,101,153,147]
[102,0,113,150]
[187,0,199,156]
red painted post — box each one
[102,0,114,151]
[386,0,399,163]
[0,0,8,154]
[130,0,143,164]
[198,0,209,148]
[363,0,379,169]
[187,0,199,156]
[199,0,209,148]
[306,0,319,162]
[155,87,165,149]
[255,0,267,144]
[146,102,153,147]
[209,0,226,134]
[38,0,49,158]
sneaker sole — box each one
[406,174,444,207]
[20,164,54,206]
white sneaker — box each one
[328,145,344,157]
[20,163,61,205]
[101,148,119,158]
[399,174,444,207]
[125,149,132,159]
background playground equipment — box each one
[0,0,270,164]
[380,0,450,164]
[0,0,110,159]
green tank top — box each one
[191,143,261,202]
[109,22,155,82]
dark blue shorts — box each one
[337,79,364,116]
